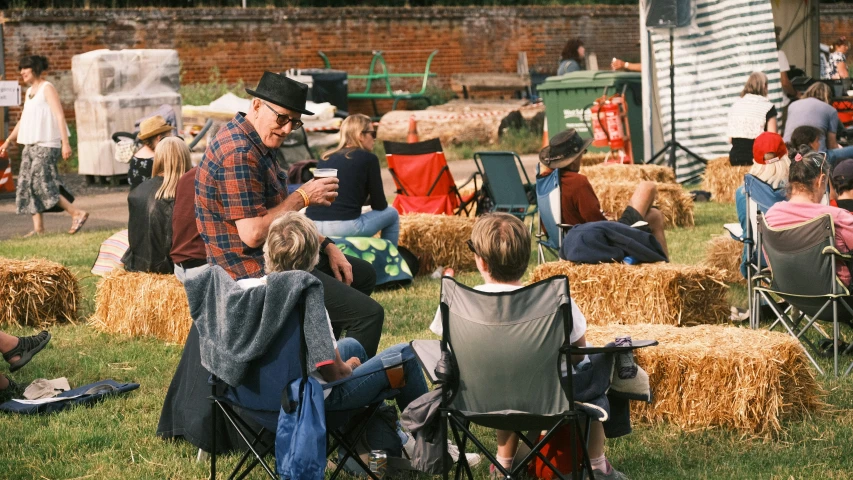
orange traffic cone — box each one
[407,116,419,143]
[0,153,14,193]
[541,118,549,149]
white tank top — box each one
[17,81,68,148]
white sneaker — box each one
[446,441,482,467]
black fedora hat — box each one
[245,71,314,116]
[538,129,593,169]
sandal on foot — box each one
[4,330,51,373]
[68,212,89,235]
[0,376,23,404]
[22,230,43,238]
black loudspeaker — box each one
[646,0,692,28]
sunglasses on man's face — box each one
[362,130,377,139]
[262,101,304,130]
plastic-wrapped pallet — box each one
[72,49,182,179]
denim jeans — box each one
[314,208,400,246]
[325,338,428,413]
[826,146,853,167]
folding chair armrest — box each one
[561,340,658,355]
[456,172,479,190]
[824,246,853,260]
[410,339,441,384]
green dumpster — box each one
[538,71,644,162]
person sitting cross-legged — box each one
[537,129,669,258]
[429,213,627,480]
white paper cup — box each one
[313,168,338,178]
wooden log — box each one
[377,102,544,146]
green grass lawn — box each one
[1,201,853,479]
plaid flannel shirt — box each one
[195,113,288,280]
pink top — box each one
[765,201,853,285]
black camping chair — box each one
[207,298,400,479]
[754,213,853,376]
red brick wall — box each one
[819,4,853,46]
[1,6,642,120]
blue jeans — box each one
[314,208,400,246]
[325,338,427,412]
[826,146,853,166]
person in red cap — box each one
[765,150,853,285]
[750,132,790,189]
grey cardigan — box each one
[184,265,326,387]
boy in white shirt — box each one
[430,213,625,480]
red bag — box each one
[528,425,584,480]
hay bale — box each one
[703,236,744,284]
[399,214,476,274]
[580,152,607,167]
[588,180,695,228]
[586,324,825,437]
[90,270,191,344]
[705,156,750,203]
[584,164,676,184]
[529,261,728,326]
[0,258,79,327]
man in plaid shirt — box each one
[195,72,385,356]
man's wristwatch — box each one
[320,237,336,251]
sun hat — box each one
[245,71,314,116]
[538,129,594,169]
[752,132,788,165]
[137,115,173,141]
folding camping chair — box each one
[723,174,787,329]
[207,298,399,479]
[535,166,572,264]
[384,138,478,216]
[754,214,853,377]
[472,151,537,224]
[425,276,656,480]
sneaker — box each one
[590,464,629,480]
[0,376,23,404]
[4,330,51,373]
[446,441,481,467]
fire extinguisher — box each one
[590,97,609,148]
[605,95,633,164]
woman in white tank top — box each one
[0,56,88,237]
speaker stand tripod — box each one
[649,29,706,170]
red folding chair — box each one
[384,138,478,215]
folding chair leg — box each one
[210,396,217,480]
[215,401,277,480]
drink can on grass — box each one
[368,450,387,478]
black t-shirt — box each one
[729,106,778,166]
[837,199,853,212]
[305,148,388,221]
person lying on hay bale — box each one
[0,330,51,403]
[766,149,853,285]
[122,137,192,274]
[195,71,384,357]
[537,129,669,258]
[429,213,631,480]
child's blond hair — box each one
[264,212,321,273]
[470,213,530,282]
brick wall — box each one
[0,6,642,120]
[819,4,853,46]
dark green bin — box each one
[538,71,644,162]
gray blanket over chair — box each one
[184,265,326,387]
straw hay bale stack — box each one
[399,214,476,274]
[530,261,728,326]
[584,164,676,184]
[703,236,744,283]
[705,156,749,203]
[90,270,191,344]
[587,180,694,228]
[586,324,825,437]
[0,258,79,327]
[581,152,607,167]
